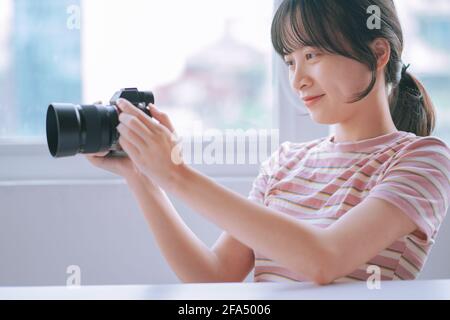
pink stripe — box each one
[303,159,382,177]
[388,240,406,253]
[346,268,391,281]
[395,264,416,280]
[265,201,346,219]
[368,255,399,270]
[277,178,371,199]
[402,248,425,269]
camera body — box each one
[46,88,154,158]
[109,88,154,111]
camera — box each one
[46,88,154,158]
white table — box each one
[1,279,449,300]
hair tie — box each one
[401,63,411,79]
[398,62,424,103]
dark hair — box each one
[271,0,435,136]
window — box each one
[0,0,81,138]
[0,0,288,181]
[0,0,274,139]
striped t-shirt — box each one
[248,130,450,283]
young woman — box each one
[86,0,450,284]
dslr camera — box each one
[46,88,154,158]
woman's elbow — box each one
[312,267,335,286]
[309,250,339,286]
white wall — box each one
[0,178,253,286]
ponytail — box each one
[388,62,436,137]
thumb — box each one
[148,104,175,133]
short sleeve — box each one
[367,137,450,245]
[247,141,291,205]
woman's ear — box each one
[370,38,391,70]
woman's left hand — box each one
[115,98,185,191]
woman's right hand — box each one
[84,151,138,179]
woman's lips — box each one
[302,94,325,107]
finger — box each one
[93,151,109,157]
[117,122,148,152]
[84,154,103,166]
[118,134,140,160]
[85,151,109,158]
[118,113,154,144]
[116,98,161,133]
[147,104,175,133]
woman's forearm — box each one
[125,174,222,283]
[169,164,332,283]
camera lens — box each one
[46,103,119,158]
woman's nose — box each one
[290,68,312,91]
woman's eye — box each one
[305,52,317,60]
[285,61,295,70]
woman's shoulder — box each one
[393,132,450,160]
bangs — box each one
[271,0,313,55]
[271,0,368,61]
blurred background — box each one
[0,0,449,141]
[0,0,274,139]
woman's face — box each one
[284,46,373,124]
